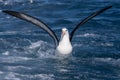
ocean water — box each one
[0,0,120,80]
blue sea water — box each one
[0,0,120,80]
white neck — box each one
[60,31,70,45]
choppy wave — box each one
[0,72,55,80]
[94,58,120,65]
[76,33,99,38]
[0,31,19,35]
[0,0,34,5]
[0,56,32,63]
[0,0,120,80]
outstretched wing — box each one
[3,10,59,47]
[70,5,112,41]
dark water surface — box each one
[0,0,120,80]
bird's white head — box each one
[60,28,69,41]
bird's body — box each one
[56,28,72,55]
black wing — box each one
[70,5,112,41]
[3,10,59,47]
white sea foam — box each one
[30,0,33,3]
[0,71,3,74]
[37,49,55,58]
[5,72,21,80]
[1,0,27,4]
[94,58,120,66]
[28,41,46,49]
[76,33,98,38]
[73,43,82,47]
[100,42,114,47]
[27,40,55,58]
[0,31,18,35]
[2,51,9,55]
[13,73,55,80]
[5,66,32,71]
[35,74,55,80]
[59,69,68,72]
[0,56,32,63]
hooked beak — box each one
[61,30,66,39]
[62,30,65,36]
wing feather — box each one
[70,5,112,41]
[3,10,59,47]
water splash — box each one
[76,33,99,38]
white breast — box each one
[56,41,72,55]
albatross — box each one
[3,5,112,55]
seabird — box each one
[3,5,112,55]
